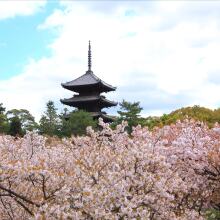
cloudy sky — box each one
[0,0,220,120]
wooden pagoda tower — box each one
[60,41,117,122]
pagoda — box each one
[60,41,117,122]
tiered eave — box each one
[61,70,116,93]
[60,95,117,108]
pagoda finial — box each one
[88,40,92,71]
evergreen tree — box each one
[0,103,9,134]
[7,109,38,133]
[61,110,96,137]
[8,116,23,137]
[39,101,60,136]
[116,100,143,134]
[0,103,5,114]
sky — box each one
[1,0,220,121]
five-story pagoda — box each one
[61,41,117,122]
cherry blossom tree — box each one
[0,119,219,219]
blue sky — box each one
[0,2,60,80]
[1,1,220,120]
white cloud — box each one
[1,1,220,120]
[0,0,46,20]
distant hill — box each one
[140,105,220,129]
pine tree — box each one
[117,100,143,134]
[39,101,60,136]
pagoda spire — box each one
[88,40,92,71]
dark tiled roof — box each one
[60,95,117,106]
[90,112,106,117]
[61,71,116,91]
[63,111,115,122]
[90,112,115,122]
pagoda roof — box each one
[90,111,106,117]
[60,95,117,107]
[61,71,116,92]
[64,111,115,123]
[90,112,115,122]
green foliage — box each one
[0,103,9,134]
[3,98,220,138]
[115,100,143,133]
[61,110,97,137]
[8,116,23,137]
[160,105,220,128]
[114,104,220,131]
[7,109,38,133]
[39,102,96,137]
[0,114,9,134]
[39,101,60,136]
[0,103,6,114]
[138,116,162,130]
[139,105,220,130]
[206,209,220,220]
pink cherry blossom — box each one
[0,119,219,219]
